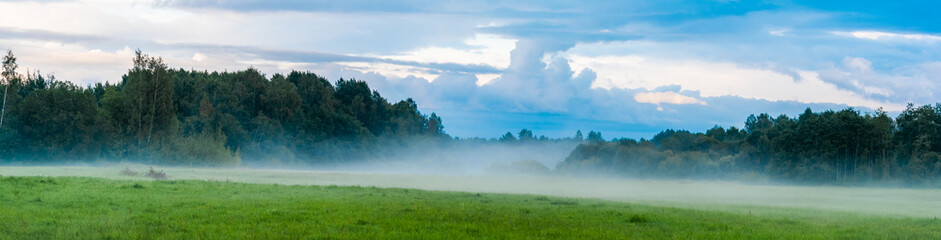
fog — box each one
[316,142,575,176]
[3,162,941,218]
[2,133,935,219]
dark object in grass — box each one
[628,214,650,224]
[550,200,578,206]
[120,168,138,176]
[144,167,167,180]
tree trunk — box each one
[148,76,158,144]
[0,84,7,130]
[854,144,859,181]
[137,94,143,146]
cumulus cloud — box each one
[565,53,903,111]
[843,57,872,72]
[2,0,940,139]
[635,92,706,111]
[191,52,207,62]
[345,37,880,138]
[377,34,516,70]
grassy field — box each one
[2,175,940,239]
[3,166,941,218]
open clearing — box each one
[2,166,941,218]
[2,176,941,239]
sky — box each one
[1,0,939,139]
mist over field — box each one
[4,1,941,238]
[322,142,574,175]
[4,165,941,219]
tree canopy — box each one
[0,50,449,166]
[558,106,941,186]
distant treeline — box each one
[8,49,941,186]
[558,105,941,186]
[0,50,583,167]
[0,50,459,166]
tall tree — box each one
[518,128,534,142]
[261,74,301,123]
[587,131,603,143]
[123,50,175,145]
[425,113,444,137]
[1,50,18,130]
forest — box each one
[0,50,458,166]
[0,50,579,168]
[3,49,941,185]
[558,105,941,186]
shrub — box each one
[156,132,241,167]
[145,167,167,180]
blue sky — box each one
[1,0,939,139]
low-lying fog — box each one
[3,164,940,218]
[300,142,578,176]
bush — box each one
[145,167,167,180]
[157,133,241,167]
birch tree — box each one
[123,50,174,145]
[1,50,18,130]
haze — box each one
[2,1,941,233]
[3,165,940,218]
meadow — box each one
[2,167,941,239]
[3,166,941,217]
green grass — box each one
[1,176,940,239]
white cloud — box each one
[768,29,790,36]
[859,83,891,96]
[475,73,500,86]
[337,62,439,81]
[567,54,905,111]
[0,1,110,35]
[1,0,938,138]
[0,0,488,54]
[833,31,941,42]
[298,34,515,90]
[99,0,192,24]
[634,91,706,111]
[191,52,207,62]
[843,57,872,72]
[238,59,310,71]
[379,34,516,70]
[831,57,891,97]
[0,39,134,85]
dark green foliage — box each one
[586,130,603,143]
[17,81,107,160]
[0,50,21,160]
[518,128,534,142]
[0,51,446,166]
[121,50,175,146]
[156,133,240,166]
[559,106,941,186]
[499,131,517,142]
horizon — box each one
[2,0,939,139]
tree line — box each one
[8,49,939,186]
[558,106,941,186]
[0,50,449,166]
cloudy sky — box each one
[1,0,939,139]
